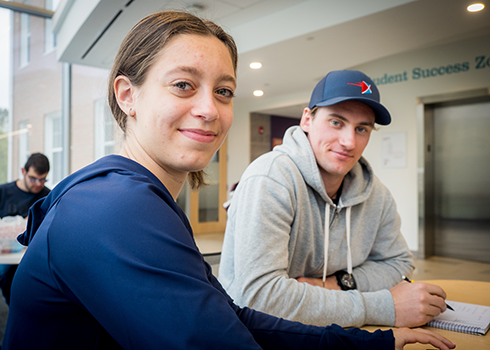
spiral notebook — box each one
[426,300,490,335]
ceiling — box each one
[54,0,490,118]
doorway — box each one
[421,94,490,263]
[176,140,228,234]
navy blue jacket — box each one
[3,155,394,349]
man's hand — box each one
[390,281,447,327]
[393,327,455,350]
[296,275,341,290]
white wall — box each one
[228,34,490,253]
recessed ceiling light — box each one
[467,3,485,12]
[253,90,264,97]
[250,62,262,69]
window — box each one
[44,0,57,53]
[20,13,30,67]
[18,120,30,178]
[94,98,115,159]
[0,107,9,183]
[44,111,62,188]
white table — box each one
[0,249,26,265]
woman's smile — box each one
[179,128,217,143]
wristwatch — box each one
[334,270,357,290]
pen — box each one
[402,276,454,311]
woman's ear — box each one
[114,76,135,116]
[300,107,313,133]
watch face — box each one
[341,274,356,288]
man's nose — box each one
[339,128,356,149]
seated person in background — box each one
[0,152,50,304]
[219,70,449,329]
[3,12,454,350]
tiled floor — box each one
[412,255,490,282]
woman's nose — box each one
[192,91,219,121]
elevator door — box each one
[433,100,490,263]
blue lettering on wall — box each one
[372,54,486,85]
[373,71,408,86]
[475,55,490,69]
[412,61,469,80]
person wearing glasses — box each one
[0,152,50,304]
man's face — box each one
[300,100,375,184]
[22,167,48,194]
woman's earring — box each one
[129,108,135,117]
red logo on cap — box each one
[347,81,372,94]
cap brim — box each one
[314,96,391,125]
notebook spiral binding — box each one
[427,320,484,335]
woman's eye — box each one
[216,88,234,98]
[174,81,192,91]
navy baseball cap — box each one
[308,70,391,125]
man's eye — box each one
[357,127,371,133]
[331,120,341,127]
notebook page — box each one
[435,300,490,328]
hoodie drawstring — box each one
[345,206,353,275]
[323,205,353,287]
[322,205,329,288]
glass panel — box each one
[94,97,116,160]
[104,110,114,142]
[176,181,190,217]
[44,111,62,187]
[18,120,30,178]
[1,1,64,187]
[20,13,30,67]
[52,147,63,185]
[1,0,117,188]
[72,64,114,169]
[0,107,8,183]
[198,151,220,223]
[0,8,12,184]
[52,116,61,148]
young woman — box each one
[3,11,455,350]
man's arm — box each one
[295,179,447,328]
[350,179,415,292]
[219,175,395,328]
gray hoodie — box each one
[219,126,414,327]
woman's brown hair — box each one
[108,11,237,190]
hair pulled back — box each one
[108,11,237,190]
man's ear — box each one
[21,168,26,177]
[300,108,313,133]
[114,76,135,115]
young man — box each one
[0,153,51,219]
[0,153,50,304]
[219,70,448,328]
